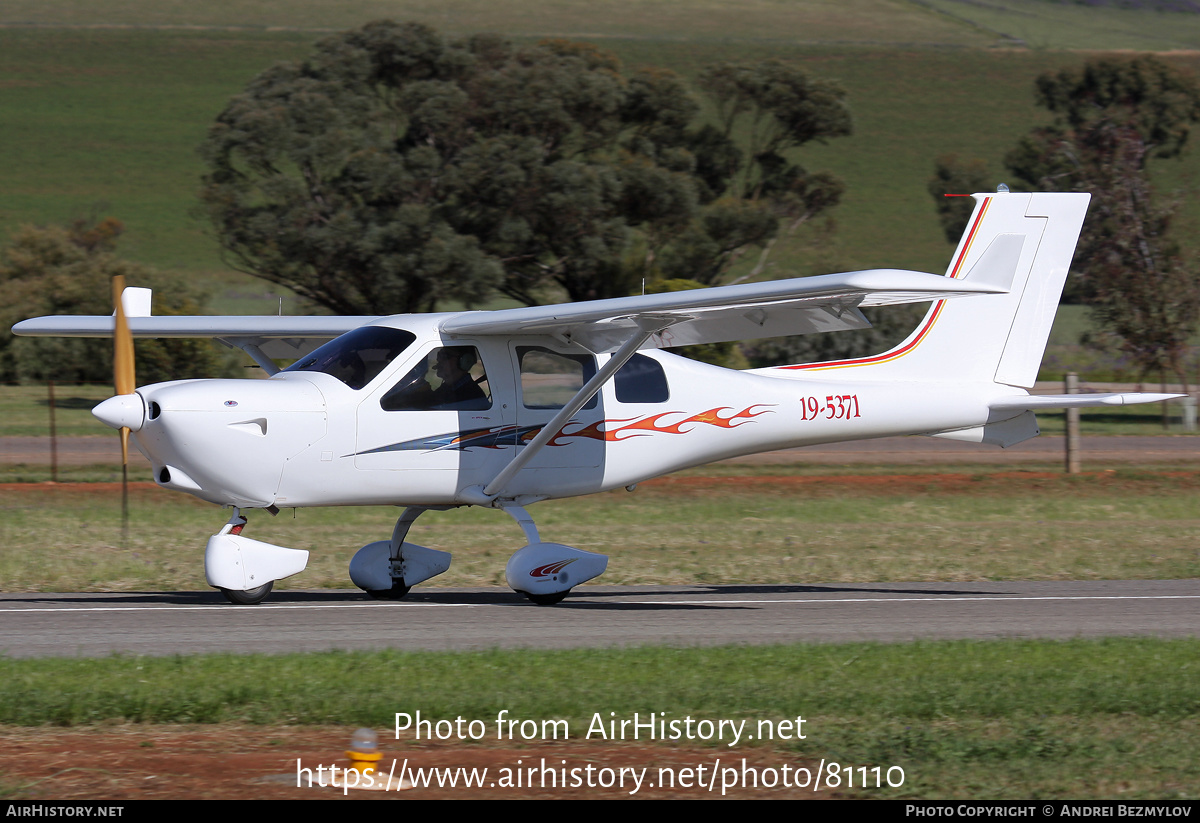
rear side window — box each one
[518,347,597,410]
[614,354,669,403]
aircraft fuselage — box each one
[118,315,1014,511]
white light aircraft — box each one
[13,190,1179,605]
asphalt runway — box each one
[2,581,1196,658]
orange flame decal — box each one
[549,405,774,446]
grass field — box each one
[0,29,1118,276]
[7,0,1200,51]
[918,0,1200,51]
[0,383,117,437]
[0,638,1197,798]
[3,469,1199,592]
[3,471,1198,798]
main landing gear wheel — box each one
[368,581,411,600]
[525,591,569,606]
[219,581,273,605]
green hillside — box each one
[2,1,1199,297]
[917,0,1200,51]
[0,1,999,45]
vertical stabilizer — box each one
[783,191,1090,388]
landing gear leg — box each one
[215,509,264,605]
[374,507,424,599]
[349,507,452,598]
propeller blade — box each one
[112,275,135,396]
[111,275,135,543]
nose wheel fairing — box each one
[204,511,308,603]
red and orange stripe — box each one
[780,195,992,372]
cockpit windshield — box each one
[283,326,416,389]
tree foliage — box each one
[695,60,850,202]
[0,220,220,384]
[199,21,851,314]
[1005,56,1200,389]
[658,60,850,286]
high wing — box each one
[11,315,378,354]
[441,268,1007,353]
[10,315,379,340]
[12,313,381,372]
[12,269,1005,359]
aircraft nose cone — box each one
[93,394,146,432]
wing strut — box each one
[221,337,281,375]
[480,317,675,501]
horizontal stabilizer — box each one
[990,393,1185,411]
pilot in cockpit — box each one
[428,347,487,408]
[380,346,490,411]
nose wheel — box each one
[219,581,274,605]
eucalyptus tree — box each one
[200,21,853,315]
[1006,56,1200,389]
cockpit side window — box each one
[381,346,492,411]
[283,327,416,390]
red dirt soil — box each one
[4,468,1199,500]
[0,725,835,800]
